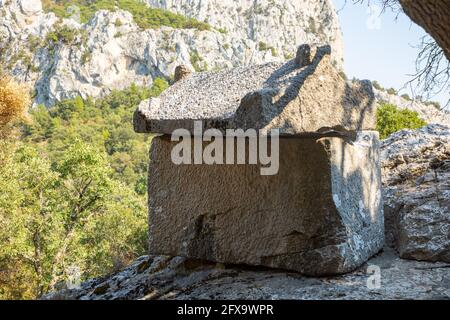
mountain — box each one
[0,0,343,107]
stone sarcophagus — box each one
[134,45,384,276]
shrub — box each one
[0,74,30,128]
[45,24,82,47]
[386,87,397,95]
[284,52,294,60]
[216,27,228,34]
[258,41,268,51]
[424,101,441,110]
[376,103,427,139]
[114,18,123,27]
[270,47,278,57]
[339,71,348,81]
[258,41,277,56]
[372,80,383,91]
[401,93,411,101]
[190,50,207,72]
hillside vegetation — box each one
[0,76,168,299]
[42,0,211,30]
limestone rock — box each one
[381,124,450,263]
[145,132,383,276]
[19,0,42,15]
[134,45,376,135]
[145,0,344,67]
[0,0,344,106]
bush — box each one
[424,101,441,110]
[258,41,268,51]
[401,93,411,101]
[0,74,30,129]
[339,71,348,81]
[190,50,207,72]
[376,103,427,139]
[386,87,397,95]
[372,80,383,91]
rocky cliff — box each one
[0,0,344,106]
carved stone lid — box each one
[134,44,376,135]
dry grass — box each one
[0,73,30,131]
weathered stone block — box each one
[147,132,384,275]
[134,45,376,136]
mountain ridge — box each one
[0,0,344,106]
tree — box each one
[0,78,170,299]
[0,141,147,298]
[399,0,450,62]
[0,144,61,298]
[355,0,450,105]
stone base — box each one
[147,132,384,276]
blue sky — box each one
[332,0,449,106]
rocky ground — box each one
[43,248,450,300]
[43,124,450,300]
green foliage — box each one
[270,47,278,57]
[376,103,427,139]
[81,50,91,65]
[258,41,277,56]
[401,93,411,101]
[339,71,348,81]
[258,41,268,51]
[189,50,208,72]
[0,78,169,299]
[114,18,123,27]
[307,17,317,34]
[45,23,87,47]
[424,100,441,110]
[42,0,211,31]
[216,27,228,34]
[284,52,294,60]
[386,87,397,95]
[372,80,383,91]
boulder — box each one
[134,45,376,135]
[19,0,42,16]
[146,131,384,275]
[381,124,450,262]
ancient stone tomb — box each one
[134,45,384,276]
